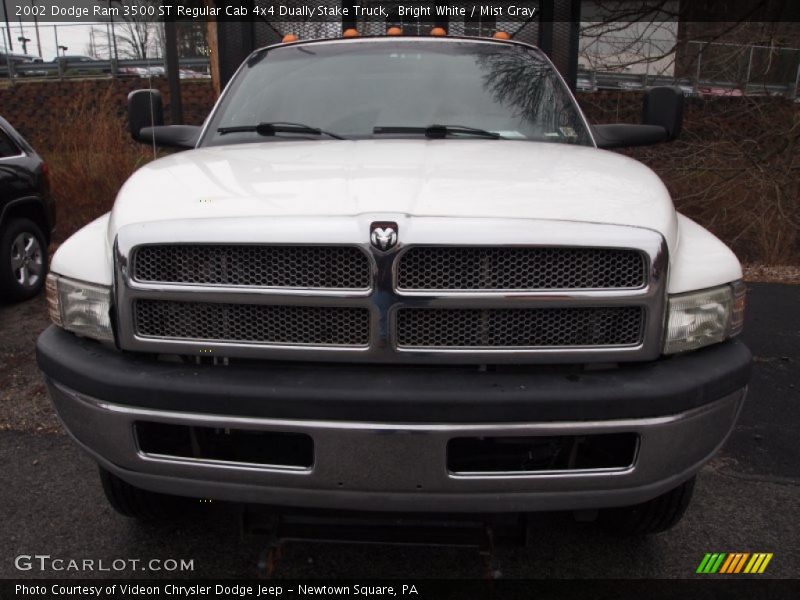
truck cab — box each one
[37,36,750,534]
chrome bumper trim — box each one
[47,379,744,512]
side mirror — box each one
[128,89,164,141]
[593,86,684,149]
[127,89,201,150]
[138,125,201,149]
[643,86,684,140]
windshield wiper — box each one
[217,122,347,140]
[373,124,501,140]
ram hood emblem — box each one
[370,222,398,251]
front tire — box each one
[99,467,190,521]
[0,218,47,302]
[598,476,696,535]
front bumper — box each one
[38,326,751,513]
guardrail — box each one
[577,68,798,98]
[0,57,210,82]
[579,38,800,99]
[3,39,798,99]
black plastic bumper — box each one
[36,326,751,424]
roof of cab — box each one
[258,34,545,57]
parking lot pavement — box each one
[0,283,798,579]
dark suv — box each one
[0,117,55,301]
[0,53,46,78]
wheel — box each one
[0,218,48,302]
[598,476,696,535]
[99,467,190,521]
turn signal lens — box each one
[45,274,62,327]
[730,280,747,337]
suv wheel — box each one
[0,218,47,302]
[99,467,190,521]
[598,476,696,535]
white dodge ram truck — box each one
[37,36,750,534]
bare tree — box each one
[89,1,165,60]
[176,22,209,58]
[580,0,681,75]
[579,0,799,85]
[577,1,800,267]
[580,90,800,264]
[112,0,162,60]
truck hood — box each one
[109,139,678,248]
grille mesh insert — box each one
[135,300,370,347]
[396,307,643,348]
[133,245,371,289]
[397,247,646,290]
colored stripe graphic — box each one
[724,554,738,573]
[758,554,774,573]
[719,554,736,574]
[733,553,750,573]
[697,553,727,573]
[710,553,726,573]
[696,553,713,574]
[744,553,774,574]
[699,552,772,574]
[720,553,749,574]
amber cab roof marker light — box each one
[343,28,360,38]
[430,27,447,36]
[386,27,403,36]
[493,31,511,40]
[282,34,298,43]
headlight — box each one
[663,281,745,354]
[46,274,114,343]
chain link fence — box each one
[1,21,210,81]
[578,34,800,98]
[252,0,343,42]
[580,35,676,76]
[683,40,800,96]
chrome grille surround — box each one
[114,218,668,364]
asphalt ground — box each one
[0,283,798,580]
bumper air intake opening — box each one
[135,421,314,468]
[447,433,638,474]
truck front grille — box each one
[396,306,644,349]
[117,221,666,364]
[397,247,646,291]
[133,244,371,290]
[135,300,370,347]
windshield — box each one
[202,39,593,146]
